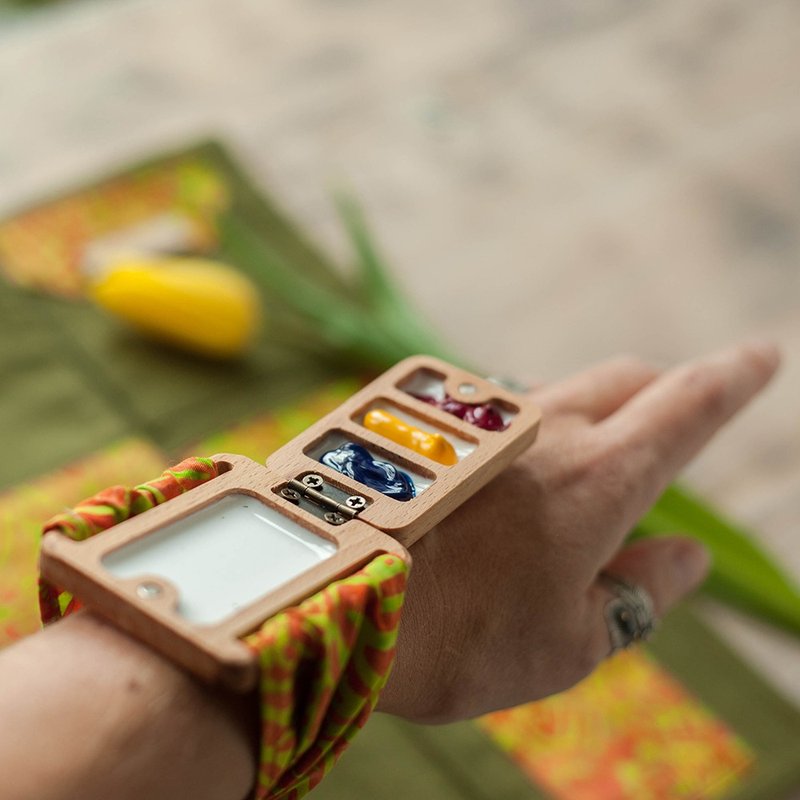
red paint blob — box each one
[411,393,508,431]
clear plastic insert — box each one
[102,494,336,626]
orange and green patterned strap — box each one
[39,456,408,800]
[246,555,406,799]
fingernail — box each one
[674,540,711,590]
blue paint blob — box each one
[320,442,416,501]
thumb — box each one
[600,535,711,616]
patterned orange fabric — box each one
[0,158,228,297]
[39,456,407,800]
[245,555,407,799]
[479,649,754,800]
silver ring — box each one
[599,572,657,655]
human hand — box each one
[377,342,781,723]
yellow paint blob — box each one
[364,409,458,466]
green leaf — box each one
[633,484,800,637]
[334,194,466,367]
[220,205,464,370]
[218,213,416,368]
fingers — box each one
[585,536,710,661]
[599,341,781,508]
[531,356,660,422]
[598,536,710,616]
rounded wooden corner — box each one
[39,530,91,576]
[390,354,436,372]
[216,640,260,692]
[209,453,256,473]
[40,529,69,556]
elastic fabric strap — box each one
[39,456,407,800]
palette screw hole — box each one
[324,511,346,525]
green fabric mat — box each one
[1,141,798,799]
[0,142,343,490]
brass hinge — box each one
[280,473,368,526]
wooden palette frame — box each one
[267,355,542,547]
[40,454,407,691]
[39,356,541,691]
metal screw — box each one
[136,581,162,600]
[345,495,367,511]
[302,474,324,490]
[280,487,301,503]
[324,511,346,526]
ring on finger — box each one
[599,572,657,655]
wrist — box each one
[0,612,256,800]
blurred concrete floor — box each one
[0,0,798,701]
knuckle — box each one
[575,436,626,487]
[681,365,728,418]
[560,432,653,524]
[612,354,659,383]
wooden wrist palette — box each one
[39,356,541,691]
